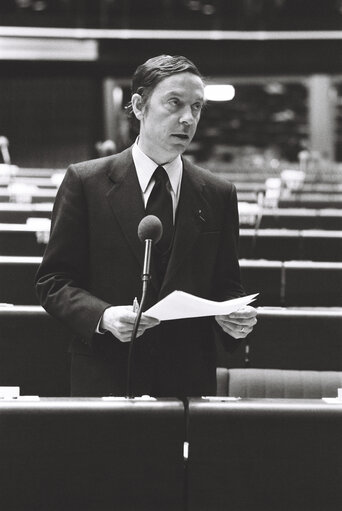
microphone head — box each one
[138,215,163,244]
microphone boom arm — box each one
[126,238,153,398]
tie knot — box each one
[153,166,169,185]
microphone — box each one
[126,215,162,398]
[138,215,163,282]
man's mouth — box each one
[172,134,189,140]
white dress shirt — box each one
[97,142,183,332]
[132,140,183,223]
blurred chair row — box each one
[1,203,342,229]
[240,206,342,230]
[216,367,342,398]
[240,228,342,260]
[0,306,341,397]
[1,255,341,307]
[1,223,341,260]
[0,396,341,511]
[241,259,342,306]
[187,397,342,511]
[1,185,342,208]
[217,307,342,371]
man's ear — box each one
[131,93,144,120]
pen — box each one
[133,297,139,313]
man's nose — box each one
[179,106,194,125]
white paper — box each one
[145,291,258,321]
[322,398,342,404]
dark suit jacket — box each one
[35,147,244,397]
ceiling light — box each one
[204,84,235,101]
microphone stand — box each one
[126,239,152,398]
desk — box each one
[240,228,342,261]
[259,208,342,230]
[0,203,52,223]
[0,398,184,511]
[216,307,342,370]
[0,189,57,203]
[187,398,342,511]
[0,223,49,256]
[0,306,71,396]
[279,193,342,209]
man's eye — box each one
[192,103,202,112]
[169,99,179,106]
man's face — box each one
[133,72,205,164]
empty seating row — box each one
[0,204,52,223]
[0,166,62,178]
[187,398,342,511]
[240,207,342,230]
[1,256,341,307]
[216,367,342,398]
[4,188,339,207]
[279,193,342,209]
[238,191,342,208]
[1,204,342,231]
[1,224,341,261]
[0,396,341,511]
[240,228,342,261]
[220,168,342,183]
[3,178,340,195]
[0,223,49,256]
[0,177,61,188]
[236,182,342,193]
[241,259,342,306]
[217,307,342,371]
[0,188,57,203]
[0,305,341,397]
[0,398,184,511]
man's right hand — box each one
[100,306,160,343]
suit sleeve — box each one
[213,182,246,351]
[35,165,111,344]
[214,182,245,300]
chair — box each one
[284,261,342,306]
[240,259,283,306]
[216,367,342,398]
[216,307,342,371]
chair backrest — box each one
[217,367,342,398]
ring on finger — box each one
[240,326,245,333]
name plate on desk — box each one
[0,386,20,398]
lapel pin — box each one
[198,209,206,223]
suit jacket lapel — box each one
[160,158,206,296]
[105,148,146,269]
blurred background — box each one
[0,8,342,508]
[0,0,341,399]
[1,0,342,170]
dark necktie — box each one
[146,166,174,255]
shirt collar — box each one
[132,140,182,195]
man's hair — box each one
[126,54,204,124]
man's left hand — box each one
[215,305,257,339]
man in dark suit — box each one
[35,54,257,397]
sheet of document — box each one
[145,291,258,321]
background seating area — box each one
[2,9,342,509]
[217,308,342,371]
[216,367,342,398]
[1,306,342,397]
[1,396,341,511]
[1,256,342,307]
[0,165,341,399]
[187,398,342,511]
[0,398,185,511]
[239,228,342,260]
